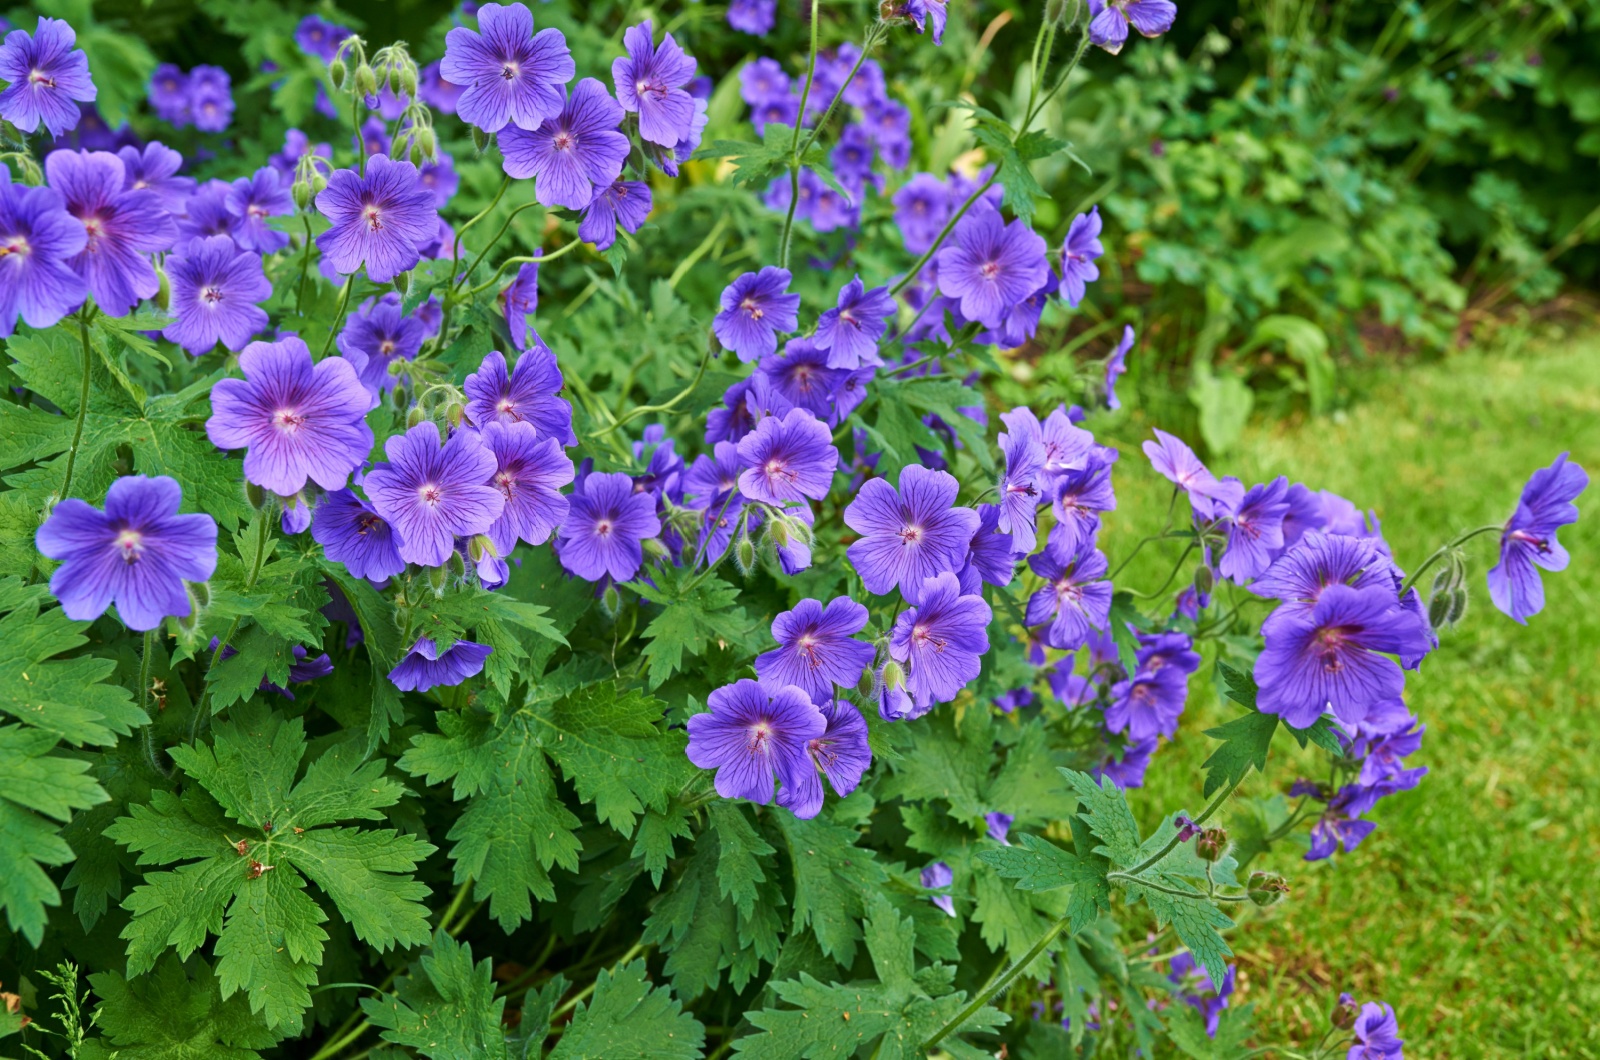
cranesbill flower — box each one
[418,62,464,114]
[482,420,573,553]
[832,124,876,183]
[312,488,407,582]
[0,17,96,136]
[556,470,660,581]
[48,149,175,318]
[499,256,540,351]
[845,464,981,600]
[442,1,574,133]
[462,345,575,444]
[1059,206,1105,308]
[866,99,911,169]
[739,57,790,105]
[175,179,238,242]
[206,337,376,496]
[389,636,493,692]
[1088,0,1177,54]
[579,179,651,251]
[893,173,951,255]
[756,597,875,703]
[1487,452,1587,623]
[1027,537,1112,651]
[500,77,629,210]
[903,0,949,45]
[337,292,427,396]
[295,15,350,63]
[922,861,955,916]
[35,475,217,631]
[1168,954,1235,1038]
[315,155,439,283]
[777,699,871,819]
[0,171,88,337]
[163,235,271,355]
[118,142,193,211]
[1347,1001,1405,1059]
[612,20,698,149]
[715,266,800,362]
[643,93,707,179]
[1253,532,1391,626]
[815,275,895,369]
[687,679,826,807]
[736,407,838,505]
[985,812,1014,843]
[631,424,685,502]
[684,441,743,511]
[750,92,800,137]
[728,0,777,35]
[955,503,1018,596]
[1104,324,1133,410]
[1105,666,1187,741]
[1142,428,1237,518]
[997,408,1048,552]
[1093,735,1157,789]
[758,339,846,420]
[224,167,293,254]
[364,422,504,568]
[1218,476,1291,584]
[936,204,1049,330]
[147,64,189,124]
[188,65,233,132]
[890,571,991,712]
[1255,584,1433,728]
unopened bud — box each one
[391,385,409,410]
[443,400,464,426]
[1195,827,1228,862]
[293,179,314,211]
[467,536,487,563]
[600,583,622,617]
[1447,587,1468,625]
[427,564,449,595]
[406,406,427,429]
[393,270,410,297]
[310,172,328,194]
[354,64,378,98]
[471,126,491,154]
[188,581,211,610]
[447,550,466,579]
[1044,0,1068,25]
[176,608,200,633]
[1331,994,1359,1030]
[880,660,905,691]
[734,533,756,574]
[1427,592,1452,630]
[154,262,170,310]
[1247,870,1290,907]
[330,58,347,89]
[400,64,419,98]
[770,518,790,548]
[245,482,267,510]
[856,667,876,697]
[1173,814,1198,842]
[417,126,437,161]
[409,139,424,166]
[1193,565,1214,595]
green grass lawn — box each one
[1096,333,1600,1058]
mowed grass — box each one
[1092,333,1600,1058]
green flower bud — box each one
[354,63,377,98]
[417,126,437,161]
[188,581,211,610]
[1427,591,1453,630]
[770,518,790,548]
[1247,870,1290,907]
[153,261,170,311]
[447,550,466,579]
[400,63,419,98]
[601,584,622,617]
[1446,586,1469,626]
[330,58,347,89]
[1331,995,1359,1030]
[392,385,409,410]
[1044,0,1068,25]
[880,660,905,691]
[467,536,487,563]
[1193,564,1214,595]
[471,126,492,154]
[245,482,267,510]
[406,406,427,429]
[443,400,464,427]
[856,667,876,698]
[292,179,314,211]
[427,563,450,595]
[735,532,756,575]
[311,172,328,194]
[1195,827,1228,863]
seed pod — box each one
[330,58,347,89]
[1195,827,1228,862]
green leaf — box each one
[88,954,282,1060]
[1220,662,1342,754]
[1059,769,1143,867]
[1129,882,1236,990]
[1167,1001,1257,1060]
[362,932,508,1060]
[976,833,1093,893]
[777,811,890,967]
[628,566,763,689]
[1200,711,1279,797]
[549,959,705,1060]
[707,802,776,920]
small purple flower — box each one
[893,173,951,255]
[921,860,955,915]
[48,149,176,318]
[1093,736,1157,789]
[578,179,651,251]
[936,204,1050,330]
[462,346,575,444]
[1059,206,1105,308]
[1173,815,1199,842]
[364,423,504,568]
[175,179,238,242]
[1218,476,1291,584]
[642,94,707,179]
[1027,538,1112,651]
[500,256,540,351]
[295,15,351,63]
[0,171,88,337]
[313,489,407,582]
[337,292,429,396]
[750,92,800,136]
[758,339,846,420]
[442,0,574,133]
[163,235,271,355]
[985,812,1013,844]
[845,464,981,600]
[736,407,839,505]
[482,420,574,554]
[612,20,698,149]
[1487,452,1587,623]
[777,699,872,819]
[0,17,96,136]
[1104,666,1187,741]
[867,100,911,169]
[1168,953,1235,1038]
[206,337,376,496]
[756,597,875,704]
[686,679,826,809]
[715,266,800,362]
[728,0,777,35]
[902,0,949,45]
[739,58,790,105]
[35,475,217,631]
[418,62,465,114]
[1088,0,1178,55]
[957,503,1020,595]
[1142,428,1236,518]
[890,571,992,712]
[815,275,895,369]
[188,65,234,132]
[1347,1001,1405,1059]
[315,156,440,283]
[224,167,293,254]
[1252,532,1391,620]
[1104,324,1133,410]
[500,77,629,210]
[147,63,189,124]
[997,408,1048,552]
[1050,450,1118,557]
[118,142,193,211]
[556,470,661,582]
[832,124,876,183]
[389,637,493,692]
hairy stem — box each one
[777,0,821,269]
[57,306,96,503]
[1397,524,1503,596]
[295,213,315,313]
[922,912,1070,1050]
[321,276,354,358]
[888,176,998,297]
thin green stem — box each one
[1128,541,1197,600]
[668,214,730,290]
[295,213,315,313]
[1398,524,1502,595]
[456,201,542,292]
[321,277,354,358]
[1107,872,1249,901]
[889,176,997,297]
[1119,774,1242,879]
[307,1019,369,1060]
[137,628,155,718]
[922,912,1069,1050]
[435,877,474,935]
[796,22,886,158]
[777,0,821,269]
[57,307,96,502]
[592,350,711,438]
[467,238,582,299]
[353,92,366,178]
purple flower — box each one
[612,20,698,149]
[578,179,651,251]
[686,679,826,808]
[556,471,661,582]
[715,266,800,362]
[1059,206,1105,308]
[163,235,271,355]
[1050,451,1118,557]
[777,699,872,819]
[957,503,1020,595]
[500,78,629,210]
[1168,954,1235,1038]
[756,597,875,703]
[0,17,96,136]
[867,100,911,168]
[295,15,351,63]
[985,812,1013,844]
[337,292,429,396]
[47,149,175,318]
[936,204,1050,330]
[728,0,777,35]
[175,179,238,242]
[389,637,493,692]
[1252,532,1391,620]
[418,62,465,114]
[832,124,876,183]
[364,423,504,568]
[750,92,800,137]
[1104,324,1133,410]
[118,143,193,211]
[890,571,992,712]
[482,420,573,553]
[1104,666,1187,741]
[1254,584,1433,728]
[1088,0,1178,55]
[1142,428,1236,518]
[315,156,439,283]
[921,860,956,915]
[1488,452,1587,623]
[224,167,293,254]
[903,0,949,45]
[205,340,371,504]
[997,408,1048,552]
[758,339,846,420]
[1347,1001,1405,1060]
[1027,538,1112,651]
[893,174,951,255]
[188,65,234,132]
[500,257,540,352]
[736,407,839,505]
[0,171,88,337]
[739,58,790,105]
[684,441,743,510]
[1093,735,1157,789]
[442,1,574,133]
[147,64,190,124]
[815,276,895,369]
[462,346,575,444]
[845,464,981,600]
[1218,476,1291,584]
[35,475,217,631]
[313,489,407,582]
[642,94,707,179]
